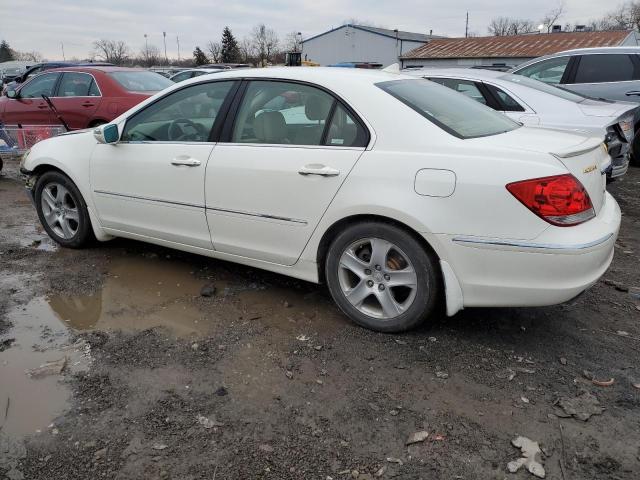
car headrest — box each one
[305,95,331,121]
[254,111,287,143]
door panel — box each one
[206,144,363,265]
[4,72,61,125]
[89,80,237,250]
[51,72,102,129]
[91,143,214,249]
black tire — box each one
[325,222,440,333]
[34,171,94,248]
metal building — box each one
[301,24,444,67]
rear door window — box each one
[231,80,335,145]
[325,104,368,147]
[515,56,570,85]
[573,54,637,83]
[57,72,97,97]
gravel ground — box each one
[0,160,639,480]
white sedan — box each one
[20,67,621,332]
[404,67,637,179]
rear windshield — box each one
[376,79,519,139]
[498,74,588,102]
[109,71,173,92]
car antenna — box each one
[41,94,70,132]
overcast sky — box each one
[0,0,619,60]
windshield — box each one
[498,74,587,102]
[377,79,519,139]
[109,71,173,92]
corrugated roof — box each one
[303,24,444,44]
[401,30,633,59]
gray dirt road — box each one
[1,160,639,479]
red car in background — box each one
[0,66,173,130]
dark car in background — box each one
[512,47,640,162]
[2,61,114,93]
[0,66,173,129]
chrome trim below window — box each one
[452,233,614,251]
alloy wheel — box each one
[337,237,418,319]
[40,182,80,240]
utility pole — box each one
[163,31,168,64]
[61,42,65,61]
[465,12,469,38]
[176,35,181,61]
[144,33,148,52]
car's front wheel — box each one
[325,222,440,332]
[34,171,94,248]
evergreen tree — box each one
[220,27,241,63]
[193,46,208,66]
[0,40,15,62]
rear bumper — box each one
[434,192,621,311]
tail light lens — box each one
[506,174,595,226]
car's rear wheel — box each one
[34,171,94,248]
[325,222,440,332]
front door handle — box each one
[37,104,48,109]
[626,91,640,96]
[171,157,201,167]
[298,164,340,177]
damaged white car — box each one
[21,68,621,332]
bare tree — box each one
[250,24,279,66]
[541,2,565,32]
[15,50,44,62]
[589,1,640,31]
[92,39,129,65]
[207,41,221,63]
[239,37,257,65]
[283,31,302,52]
[488,16,536,36]
[139,44,161,67]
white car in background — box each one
[20,68,620,332]
[404,68,637,179]
[169,68,226,83]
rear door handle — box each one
[37,104,48,109]
[626,91,640,96]
[298,164,340,177]
[81,102,95,107]
[171,157,201,167]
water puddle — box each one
[0,252,346,439]
[0,298,90,438]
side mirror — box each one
[6,89,17,99]
[93,124,119,144]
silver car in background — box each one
[511,47,640,161]
[405,67,637,179]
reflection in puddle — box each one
[47,257,211,336]
[0,298,89,438]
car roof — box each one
[180,66,413,85]
[46,66,148,74]
[403,67,505,80]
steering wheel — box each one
[167,118,206,141]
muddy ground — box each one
[0,159,639,480]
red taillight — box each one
[506,174,595,226]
